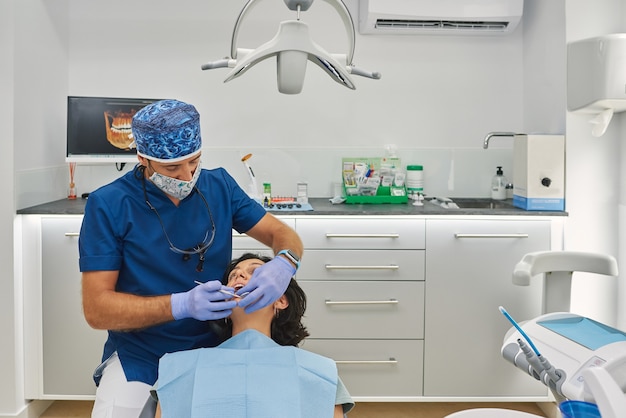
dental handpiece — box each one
[537,353,566,402]
[538,353,562,384]
[519,335,565,398]
[517,338,545,379]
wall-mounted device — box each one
[66,96,166,164]
[359,0,524,35]
[567,33,626,137]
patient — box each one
[154,253,354,418]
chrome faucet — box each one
[483,132,519,149]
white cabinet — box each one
[231,218,295,259]
[22,216,294,400]
[21,213,559,401]
[423,219,551,398]
[296,217,426,399]
[23,216,107,399]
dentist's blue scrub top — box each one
[79,167,266,386]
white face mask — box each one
[149,160,202,200]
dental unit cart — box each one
[501,251,625,417]
[447,251,626,418]
[501,311,626,405]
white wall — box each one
[13,0,70,209]
[565,0,624,327]
[617,4,626,330]
[15,0,532,206]
[1,1,19,416]
[522,0,566,133]
[6,1,69,416]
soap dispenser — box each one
[491,166,507,200]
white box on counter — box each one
[513,134,565,211]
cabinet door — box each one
[424,219,550,397]
[42,217,107,397]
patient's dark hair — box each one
[215,252,310,347]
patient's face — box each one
[226,258,265,294]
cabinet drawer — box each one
[231,218,295,249]
[297,218,425,249]
[301,339,423,397]
[300,281,424,339]
[298,250,424,282]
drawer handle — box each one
[325,299,399,305]
[325,264,400,270]
[335,358,398,365]
[325,233,400,239]
[454,233,529,239]
[64,232,80,237]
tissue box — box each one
[513,134,565,211]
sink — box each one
[448,198,516,210]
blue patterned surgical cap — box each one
[131,99,202,163]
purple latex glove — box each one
[171,280,238,321]
[236,256,296,313]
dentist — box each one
[79,99,302,418]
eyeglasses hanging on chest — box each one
[141,175,215,272]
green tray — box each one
[344,186,408,204]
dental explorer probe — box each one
[194,281,249,298]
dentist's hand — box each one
[171,280,238,321]
[236,256,296,313]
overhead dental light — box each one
[201,0,381,94]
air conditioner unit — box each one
[359,0,524,35]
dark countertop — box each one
[17,197,567,216]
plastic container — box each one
[491,166,507,200]
[406,165,424,196]
[559,400,601,418]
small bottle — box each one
[263,183,272,205]
[491,166,507,200]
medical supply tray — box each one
[342,157,408,204]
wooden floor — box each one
[40,400,548,418]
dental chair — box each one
[445,251,622,418]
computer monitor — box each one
[66,96,166,163]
